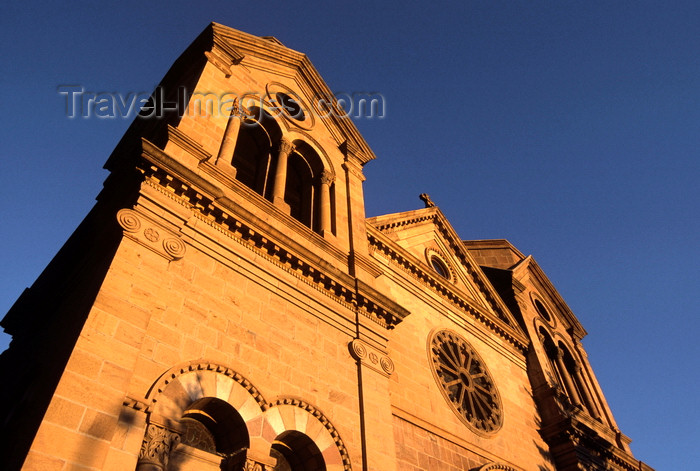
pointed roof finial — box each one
[419,193,435,208]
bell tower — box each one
[0,23,405,471]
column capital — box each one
[320,169,336,185]
[279,138,294,156]
[137,423,181,470]
[230,97,240,116]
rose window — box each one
[429,330,503,434]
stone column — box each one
[319,169,335,235]
[555,349,582,407]
[215,98,242,167]
[272,138,294,209]
[573,365,601,419]
[136,423,181,471]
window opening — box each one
[534,299,552,323]
[430,255,450,279]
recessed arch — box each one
[181,396,249,455]
[271,430,326,471]
[232,106,283,199]
[137,362,352,471]
[272,137,334,234]
[284,130,335,177]
[264,399,351,471]
[144,361,267,432]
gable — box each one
[366,206,526,345]
[209,23,376,164]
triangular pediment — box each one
[208,23,376,164]
[366,206,525,342]
[511,255,587,339]
[465,239,587,340]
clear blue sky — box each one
[1,2,698,468]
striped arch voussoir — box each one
[272,397,352,471]
[134,362,352,471]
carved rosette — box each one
[349,339,395,376]
[117,209,186,261]
[138,423,181,470]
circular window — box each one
[533,299,552,323]
[275,92,305,121]
[430,255,450,279]
[429,330,503,434]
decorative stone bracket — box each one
[117,208,187,261]
[349,339,395,377]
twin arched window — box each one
[539,327,601,420]
[172,397,326,471]
[226,107,335,235]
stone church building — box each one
[0,24,653,471]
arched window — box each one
[539,327,562,387]
[285,151,314,227]
[179,397,249,456]
[533,299,552,323]
[271,431,326,471]
[228,113,335,235]
[287,141,328,233]
[558,343,600,419]
[231,107,281,201]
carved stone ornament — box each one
[278,138,294,156]
[117,208,186,261]
[477,463,519,471]
[179,417,217,454]
[320,169,336,185]
[244,460,266,471]
[138,423,181,469]
[349,339,395,376]
[220,448,270,471]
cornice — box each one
[366,224,527,352]
[513,256,587,340]
[366,207,436,232]
[138,139,405,330]
[542,415,647,471]
[368,207,525,335]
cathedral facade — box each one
[0,24,652,471]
